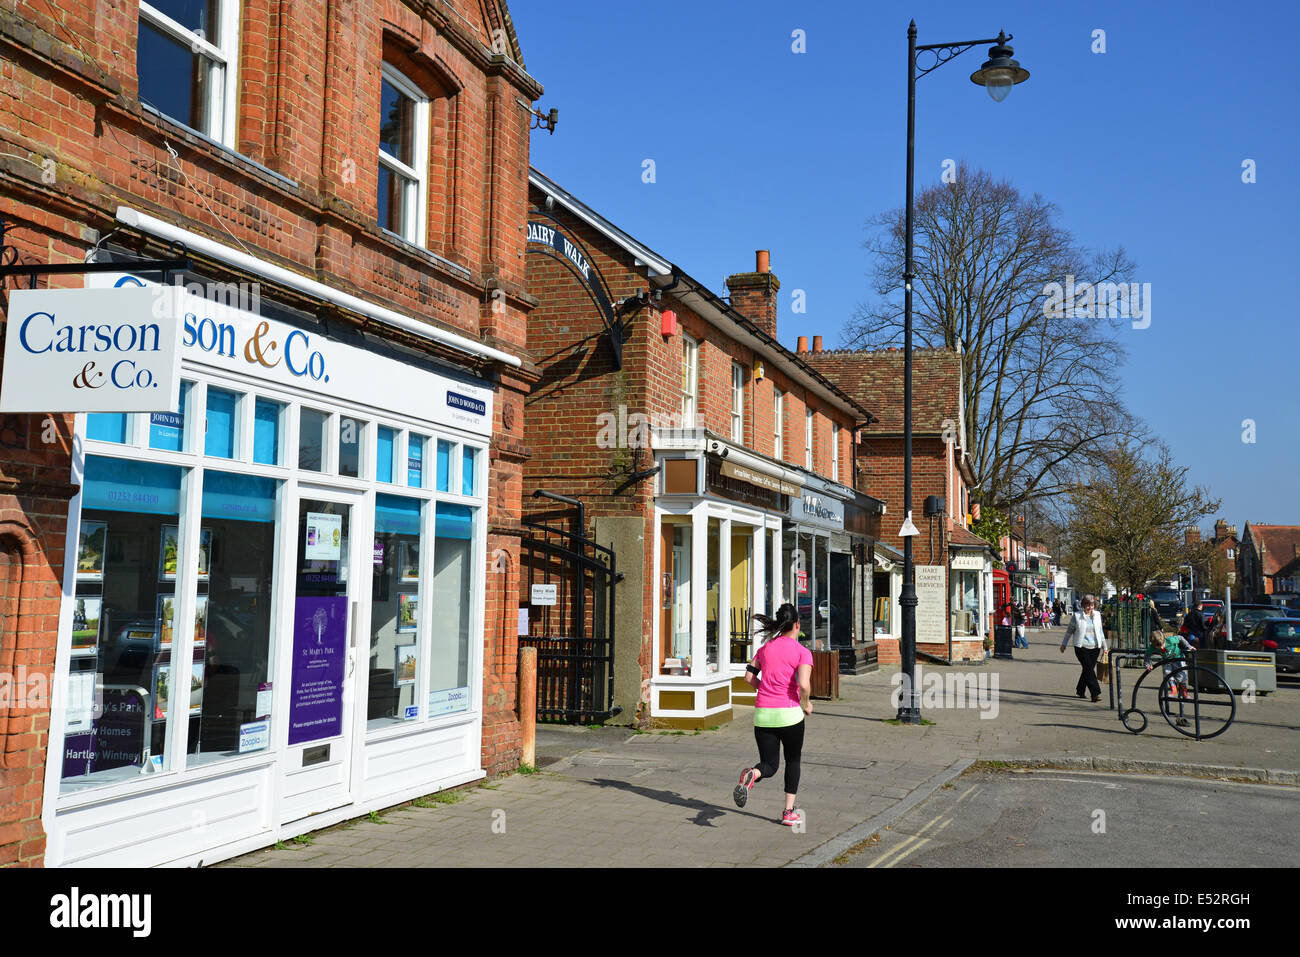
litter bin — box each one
[811,650,840,699]
[1193,649,1276,694]
[993,625,1015,659]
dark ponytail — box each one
[753,602,799,643]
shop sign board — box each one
[0,286,184,413]
[719,460,801,497]
[86,273,493,435]
[797,569,809,595]
[951,551,986,571]
[788,490,845,531]
[915,564,947,644]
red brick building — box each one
[0,0,540,866]
[797,345,996,663]
[524,170,883,727]
[1240,523,1300,605]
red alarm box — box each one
[661,309,677,337]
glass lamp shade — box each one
[984,71,1013,102]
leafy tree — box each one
[1065,442,1220,596]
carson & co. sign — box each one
[85,274,493,436]
[0,287,183,413]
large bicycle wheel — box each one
[1157,666,1236,739]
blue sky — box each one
[513,0,1300,531]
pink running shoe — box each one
[781,809,803,827]
[733,768,758,808]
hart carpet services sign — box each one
[0,287,184,413]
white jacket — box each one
[1061,610,1108,651]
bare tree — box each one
[1064,441,1221,596]
[847,166,1145,513]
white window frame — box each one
[832,422,840,482]
[773,389,783,460]
[378,63,430,247]
[730,362,744,443]
[681,335,698,428]
[138,0,241,146]
[805,408,814,469]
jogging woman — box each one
[733,603,813,826]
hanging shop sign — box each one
[0,286,184,413]
[788,490,845,531]
[86,274,493,435]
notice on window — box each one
[531,583,557,606]
[305,512,342,561]
[287,596,347,746]
[239,720,271,753]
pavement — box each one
[219,626,1300,868]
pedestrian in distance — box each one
[1181,601,1208,649]
[1012,603,1028,648]
[734,603,813,826]
[1060,594,1108,702]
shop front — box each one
[43,273,494,866]
[949,548,993,661]
[653,437,796,723]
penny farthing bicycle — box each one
[1107,651,1237,740]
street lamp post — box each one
[897,22,1028,723]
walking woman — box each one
[733,603,813,826]
[1060,594,1108,701]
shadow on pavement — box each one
[579,777,773,826]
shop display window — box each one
[376,427,396,483]
[339,416,363,478]
[87,412,130,444]
[148,380,193,452]
[299,409,328,471]
[253,398,283,466]
[435,439,452,492]
[461,446,477,496]
[428,504,475,715]
[407,433,426,488]
[705,518,720,673]
[62,457,185,792]
[204,387,239,458]
[188,470,279,765]
[369,494,424,727]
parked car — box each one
[1237,618,1300,675]
[1209,603,1294,646]
[1149,588,1183,623]
[1200,599,1224,622]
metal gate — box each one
[518,517,620,723]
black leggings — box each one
[1075,646,1101,697]
[754,719,805,794]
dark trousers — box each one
[754,719,805,795]
[1074,646,1102,697]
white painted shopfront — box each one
[42,268,495,866]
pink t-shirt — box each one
[753,635,813,709]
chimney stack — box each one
[812,335,823,352]
[726,249,780,337]
[1185,527,1202,546]
[796,336,808,353]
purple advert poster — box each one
[288,595,348,746]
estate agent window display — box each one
[61,371,485,794]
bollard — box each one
[519,646,537,768]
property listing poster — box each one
[287,595,348,745]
